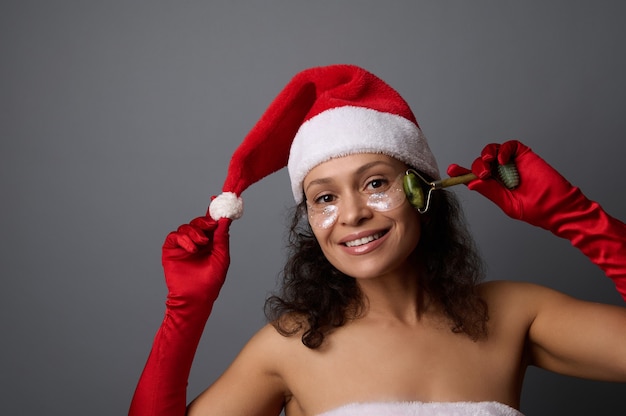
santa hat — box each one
[209,64,440,221]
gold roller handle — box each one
[433,162,520,190]
[432,173,477,189]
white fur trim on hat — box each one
[287,106,440,203]
[209,192,244,220]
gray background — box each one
[2,1,625,414]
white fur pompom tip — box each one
[209,192,244,220]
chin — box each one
[334,259,414,281]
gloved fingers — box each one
[211,218,232,259]
[163,221,212,253]
[480,142,500,165]
[174,233,202,253]
[497,140,531,165]
[163,231,195,255]
[176,223,211,245]
[448,143,514,179]
[471,155,493,179]
[189,215,218,232]
[447,162,495,193]
[163,231,202,253]
[446,163,472,178]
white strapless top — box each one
[316,401,524,416]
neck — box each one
[356,266,430,325]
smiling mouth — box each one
[343,231,386,247]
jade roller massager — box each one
[403,162,520,213]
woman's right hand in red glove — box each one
[129,213,232,416]
[163,215,232,307]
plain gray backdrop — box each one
[2,1,625,414]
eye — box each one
[365,178,389,192]
[313,193,336,205]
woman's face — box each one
[302,153,422,280]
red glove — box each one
[448,140,626,301]
[129,213,232,416]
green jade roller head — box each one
[403,162,519,213]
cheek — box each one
[310,225,344,267]
[400,208,422,248]
[310,225,331,249]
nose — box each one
[339,192,373,226]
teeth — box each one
[344,232,383,247]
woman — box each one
[129,65,626,416]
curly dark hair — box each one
[264,184,488,349]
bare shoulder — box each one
[477,279,564,307]
[237,317,314,384]
[187,322,302,415]
[478,279,549,295]
[248,314,308,348]
[475,280,569,334]
[238,321,303,368]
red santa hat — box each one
[209,64,440,220]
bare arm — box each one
[526,284,626,381]
[187,324,289,416]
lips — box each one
[343,231,386,247]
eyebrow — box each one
[304,160,396,193]
[355,160,394,175]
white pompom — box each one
[209,192,244,220]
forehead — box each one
[304,153,406,184]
